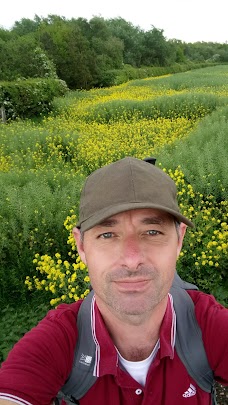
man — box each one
[0,157,227,404]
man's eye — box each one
[100,232,113,239]
[147,230,160,235]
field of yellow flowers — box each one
[0,65,227,309]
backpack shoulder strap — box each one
[58,274,216,404]
[57,290,97,404]
[171,273,215,402]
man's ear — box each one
[72,227,87,265]
[176,223,187,257]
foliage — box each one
[184,41,228,63]
[106,17,144,67]
[25,212,91,307]
[141,27,171,66]
[0,65,227,309]
[10,16,41,37]
[0,171,84,306]
[32,47,58,78]
[0,302,50,363]
[35,16,124,89]
[163,167,227,306]
[139,64,228,91]
[0,35,58,82]
[0,34,39,81]
[0,77,68,120]
[81,93,223,124]
[157,107,228,201]
[37,20,96,89]
[112,62,202,85]
[0,14,227,89]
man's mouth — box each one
[113,279,151,292]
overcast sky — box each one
[1,0,227,44]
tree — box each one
[0,35,39,79]
[87,17,123,86]
[0,34,58,81]
[0,28,11,41]
[11,17,40,37]
[107,17,144,67]
[141,27,171,66]
[0,38,9,80]
[37,19,95,88]
[167,39,186,64]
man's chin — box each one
[108,296,157,317]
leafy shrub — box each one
[0,78,69,120]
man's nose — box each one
[119,236,144,270]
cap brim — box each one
[77,202,194,232]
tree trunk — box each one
[0,106,6,123]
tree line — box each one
[1,15,228,89]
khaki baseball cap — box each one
[77,157,194,232]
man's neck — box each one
[96,295,168,361]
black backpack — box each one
[56,273,216,404]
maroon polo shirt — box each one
[0,290,227,405]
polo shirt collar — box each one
[92,293,176,377]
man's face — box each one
[73,208,186,318]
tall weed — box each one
[82,93,224,124]
[0,171,84,306]
[157,106,228,201]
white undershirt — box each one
[117,340,160,386]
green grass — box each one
[157,106,228,201]
[128,65,228,91]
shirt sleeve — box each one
[0,302,80,405]
[188,290,228,386]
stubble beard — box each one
[93,266,170,319]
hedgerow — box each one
[0,78,68,120]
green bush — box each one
[0,78,69,120]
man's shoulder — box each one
[186,289,227,312]
[46,300,83,321]
[3,300,83,367]
[186,290,228,385]
[0,301,84,404]
[186,289,228,335]
[29,299,84,337]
